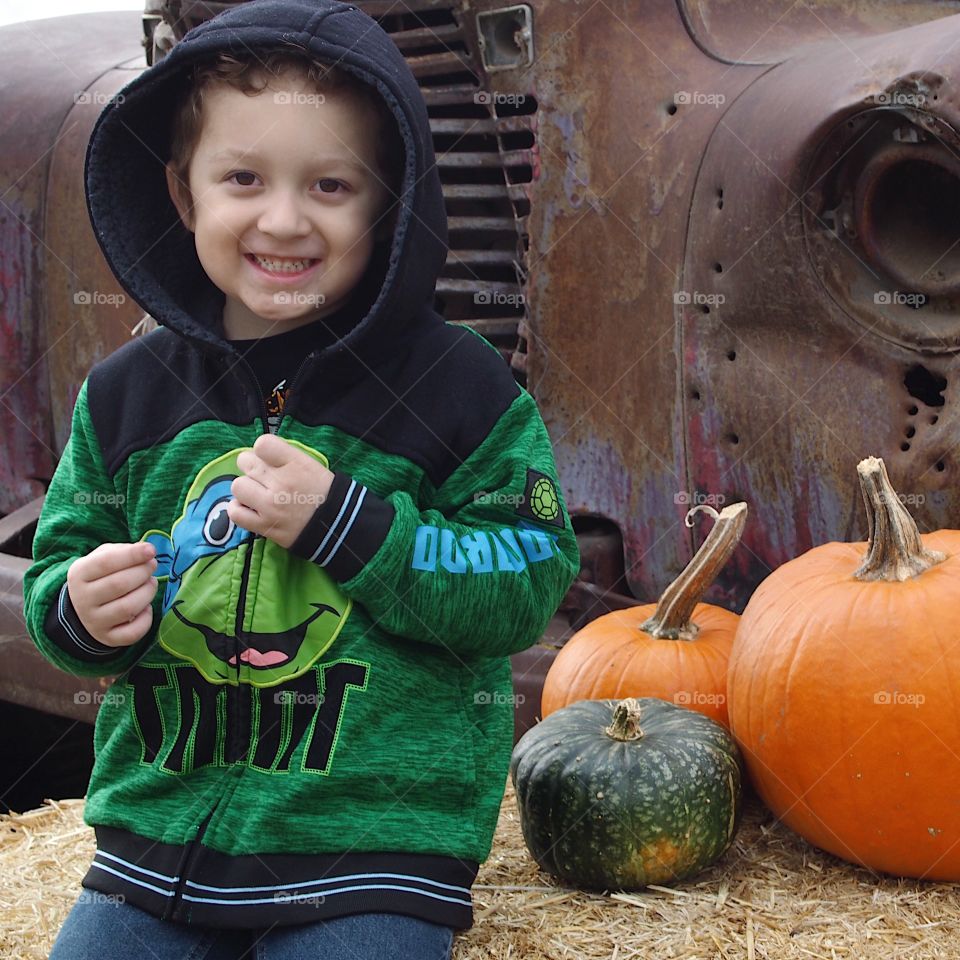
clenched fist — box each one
[66,541,159,648]
[228,433,335,549]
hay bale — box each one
[4,783,959,958]
[0,798,93,960]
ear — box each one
[165,162,195,233]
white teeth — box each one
[252,255,316,273]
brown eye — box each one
[317,178,342,193]
[231,171,257,186]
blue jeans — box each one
[49,889,455,960]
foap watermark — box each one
[474,690,525,706]
[674,691,726,708]
[274,690,325,706]
[77,890,126,906]
[874,690,925,708]
[869,90,927,108]
[674,291,725,307]
[74,91,125,106]
[74,690,126,706]
[273,90,326,106]
[474,290,525,307]
[674,491,726,507]
[74,489,125,507]
[874,290,926,308]
[878,491,926,507]
[474,489,525,507]
[474,91,527,107]
[74,290,126,307]
[274,490,327,506]
[274,292,326,307]
[274,891,326,905]
[674,91,725,108]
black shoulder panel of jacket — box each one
[291,319,522,487]
[86,317,521,490]
[87,326,258,478]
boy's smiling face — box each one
[165,70,394,340]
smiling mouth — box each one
[247,253,320,274]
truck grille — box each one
[356,0,536,385]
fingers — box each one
[235,448,267,482]
[71,541,156,585]
[252,432,293,466]
[226,496,261,533]
[96,576,160,630]
[67,573,158,649]
[66,543,161,648]
[81,555,158,609]
[231,475,266,510]
[103,603,155,647]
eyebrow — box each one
[208,149,371,174]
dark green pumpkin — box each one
[510,697,743,890]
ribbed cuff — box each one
[44,582,125,662]
[289,471,395,582]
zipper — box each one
[230,539,255,762]
[233,350,272,436]
[274,351,317,435]
[229,349,266,758]
[155,339,324,893]
[232,347,318,437]
[168,804,217,922]
[227,347,318,762]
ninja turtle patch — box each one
[515,467,565,529]
[141,442,351,688]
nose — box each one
[256,187,311,239]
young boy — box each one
[24,0,580,957]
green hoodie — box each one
[22,0,579,933]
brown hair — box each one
[167,49,403,219]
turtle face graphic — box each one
[142,443,351,687]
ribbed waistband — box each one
[82,824,478,930]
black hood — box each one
[84,0,447,373]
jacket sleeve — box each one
[290,387,580,659]
[23,377,160,678]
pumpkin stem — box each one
[640,501,748,641]
[854,457,945,581]
[604,698,645,740]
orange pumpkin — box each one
[542,501,747,728]
[727,456,960,880]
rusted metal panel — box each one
[468,0,960,613]
[679,0,960,65]
[683,20,960,604]
[0,13,144,509]
[509,0,766,606]
[45,70,155,458]
[0,502,106,725]
[0,554,100,725]
[0,14,151,726]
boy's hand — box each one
[66,542,159,648]
[229,434,335,549]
